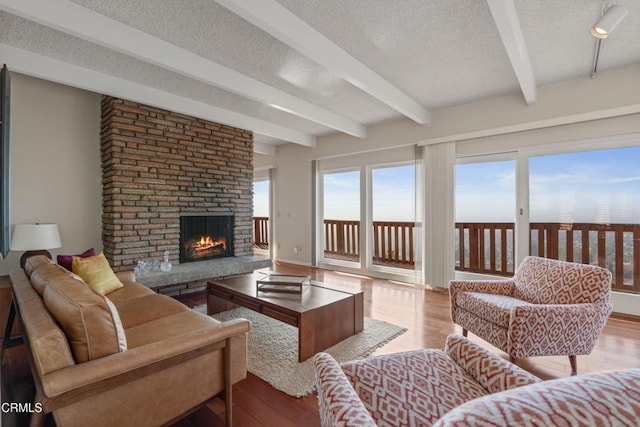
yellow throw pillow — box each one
[72,253,123,295]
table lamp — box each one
[10,223,62,268]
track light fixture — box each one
[591,5,628,39]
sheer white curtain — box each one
[423,141,456,287]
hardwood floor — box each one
[3,261,640,426]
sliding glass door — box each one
[455,156,516,276]
[370,164,417,271]
[317,156,420,280]
[321,170,361,266]
[252,179,270,254]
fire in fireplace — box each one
[180,215,234,263]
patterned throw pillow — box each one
[72,252,123,295]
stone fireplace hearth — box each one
[100,97,258,291]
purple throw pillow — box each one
[57,248,97,271]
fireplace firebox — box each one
[180,215,234,263]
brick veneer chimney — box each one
[100,97,253,271]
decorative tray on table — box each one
[256,274,311,294]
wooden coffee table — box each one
[207,273,364,362]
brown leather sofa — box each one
[8,255,249,427]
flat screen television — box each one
[0,65,10,258]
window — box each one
[529,146,640,293]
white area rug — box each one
[192,304,406,397]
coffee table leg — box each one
[298,311,315,362]
[354,293,364,333]
[207,291,237,315]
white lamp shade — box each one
[10,224,62,251]
[591,5,629,39]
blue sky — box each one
[253,180,269,217]
[530,148,640,223]
[456,146,640,223]
[254,146,640,224]
[455,160,515,222]
[322,165,416,221]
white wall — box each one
[265,144,313,264]
[1,73,102,275]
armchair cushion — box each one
[455,292,531,327]
[449,279,515,304]
[449,279,515,329]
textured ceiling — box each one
[0,0,638,152]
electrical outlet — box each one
[293,245,302,254]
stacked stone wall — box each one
[100,97,253,271]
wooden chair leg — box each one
[462,328,468,337]
[569,355,577,376]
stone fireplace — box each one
[180,214,234,263]
[100,96,254,276]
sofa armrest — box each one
[433,368,640,427]
[445,334,541,394]
[41,318,249,398]
[313,352,376,427]
[509,302,613,357]
[115,271,135,283]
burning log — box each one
[185,235,227,259]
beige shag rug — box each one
[192,305,406,397]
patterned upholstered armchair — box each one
[314,334,640,426]
[314,334,542,427]
[450,256,613,375]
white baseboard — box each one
[273,258,312,267]
[611,291,640,316]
